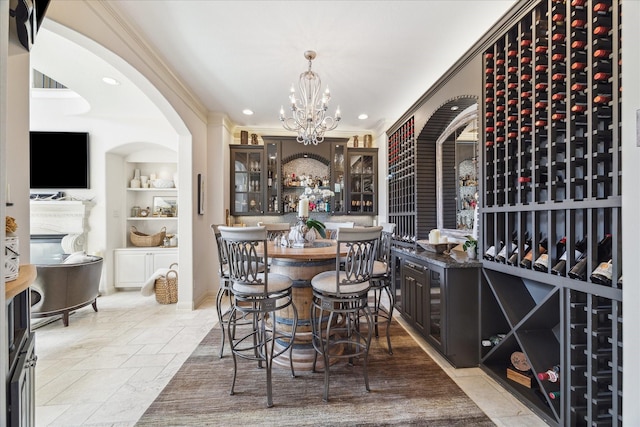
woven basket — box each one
[155,263,178,304]
[130,226,166,247]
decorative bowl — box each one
[416,240,456,254]
[152,179,175,188]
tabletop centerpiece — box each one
[289,195,327,247]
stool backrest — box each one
[218,226,268,292]
[324,221,355,239]
[210,224,228,278]
[377,223,396,272]
[335,226,383,294]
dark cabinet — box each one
[230,143,282,216]
[230,138,377,217]
[394,249,480,368]
[346,148,377,215]
[6,265,37,427]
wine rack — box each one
[481,0,622,425]
[388,117,417,248]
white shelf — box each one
[127,217,178,220]
[126,188,177,192]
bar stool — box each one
[210,224,232,358]
[369,222,396,354]
[219,226,298,408]
[310,226,382,402]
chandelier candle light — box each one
[280,50,341,145]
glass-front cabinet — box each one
[347,148,377,214]
[265,141,281,214]
[330,143,346,214]
[230,139,377,216]
[231,146,264,215]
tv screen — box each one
[30,131,90,189]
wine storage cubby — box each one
[481,0,622,425]
[388,117,416,248]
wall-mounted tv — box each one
[30,131,90,189]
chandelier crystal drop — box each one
[280,50,341,145]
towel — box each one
[141,268,172,297]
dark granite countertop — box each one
[391,247,483,269]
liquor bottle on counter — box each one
[551,237,587,276]
[568,234,612,280]
[507,233,531,266]
[484,241,503,261]
[495,231,518,263]
[590,259,613,286]
[481,334,506,347]
[521,237,548,269]
[538,365,560,382]
[534,237,565,272]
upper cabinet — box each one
[347,148,377,215]
[230,137,377,216]
[230,146,267,215]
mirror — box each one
[436,103,479,238]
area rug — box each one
[136,320,494,426]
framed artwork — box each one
[197,173,205,215]
[152,196,178,217]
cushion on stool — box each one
[231,273,292,295]
[311,270,370,295]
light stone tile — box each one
[36,369,88,406]
[68,353,132,370]
[44,402,102,427]
[47,367,140,405]
[135,343,165,355]
[493,414,549,427]
[35,404,72,426]
[120,352,177,368]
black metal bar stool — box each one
[309,226,382,402]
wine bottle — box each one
[551,237,587,276]
[521,237,548,269]
[534,237,565,272]
[590,259,613,286]
[495,231,518,263]
[484,241,503,261]
[549,391,561,400]
[481,334,506,347]
[568,234,612,280]
[507,233,531,266]
[267,170,273,188]
[594,2,610,12]
[538,365,560,382]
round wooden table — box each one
[262,240,345,370]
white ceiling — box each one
[34,1,517,134]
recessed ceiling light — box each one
[358,114,368,120]
[102,77,120,86]
[242,109,254,115]
[450,105,459,111]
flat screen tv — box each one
[30,131,90,189]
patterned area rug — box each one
[137,320,494,426]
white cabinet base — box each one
[114,248,178,288]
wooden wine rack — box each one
[481,0,622,425]
[388,116,417,248]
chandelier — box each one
[280,50,341,145]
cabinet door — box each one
[401,260,427,335]
[9,333,36,427]
[265,141,281,214]
[330,143,346,214]
[426,265,444,351]
[114,250,149,288]
[231,147,264,215]
[347,148,377,214]
[152,251,178,271]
